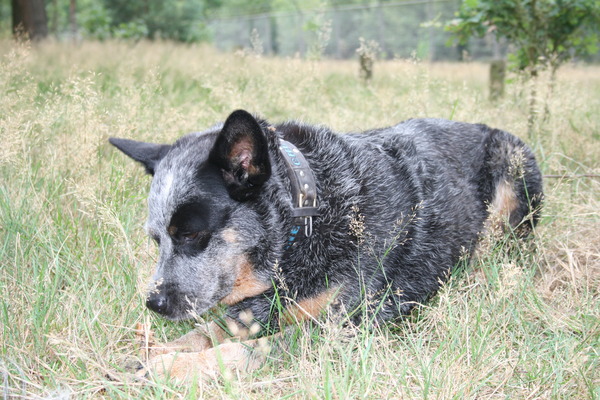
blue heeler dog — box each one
[110,110,543,381]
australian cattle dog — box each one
[110,110,543,381]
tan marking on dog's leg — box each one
[492,180,519,220]
[283,287,337,324]
[485,180,519,233]
[220,257,271,306]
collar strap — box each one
[278,139,320,237]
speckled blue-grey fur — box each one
[109,110,543,330]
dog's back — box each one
[274,118,542,320]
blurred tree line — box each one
[7,0,219,41]
[4,0,364,42]
[207,1,463,60]
[3,0,598,65]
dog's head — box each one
[110,110,273,320]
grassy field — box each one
[0,40,598,399]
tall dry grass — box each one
[0,39,598,399]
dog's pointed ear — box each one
[109,137,171,175]
[209,110,271,201]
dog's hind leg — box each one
[482,129,543,236]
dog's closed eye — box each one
[177,231,212,250]
[182,232,200,240]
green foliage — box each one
[0,2,10,37]
[446,0,600,73]
[41,0,216,42]
[112,20,149,41]
[102,0,211,42]
[78,3,113,40]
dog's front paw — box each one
[143,352,213,383]
[136,323,218,363]
[142,342,264,383]
[135,323,187,361]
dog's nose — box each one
[146,292,169,315]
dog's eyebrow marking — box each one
[221,228,237,244]
[168,225,177,236]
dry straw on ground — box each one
[0,40,598,399]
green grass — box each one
[1,39,599,399]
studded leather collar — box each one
[278,139,320,243]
